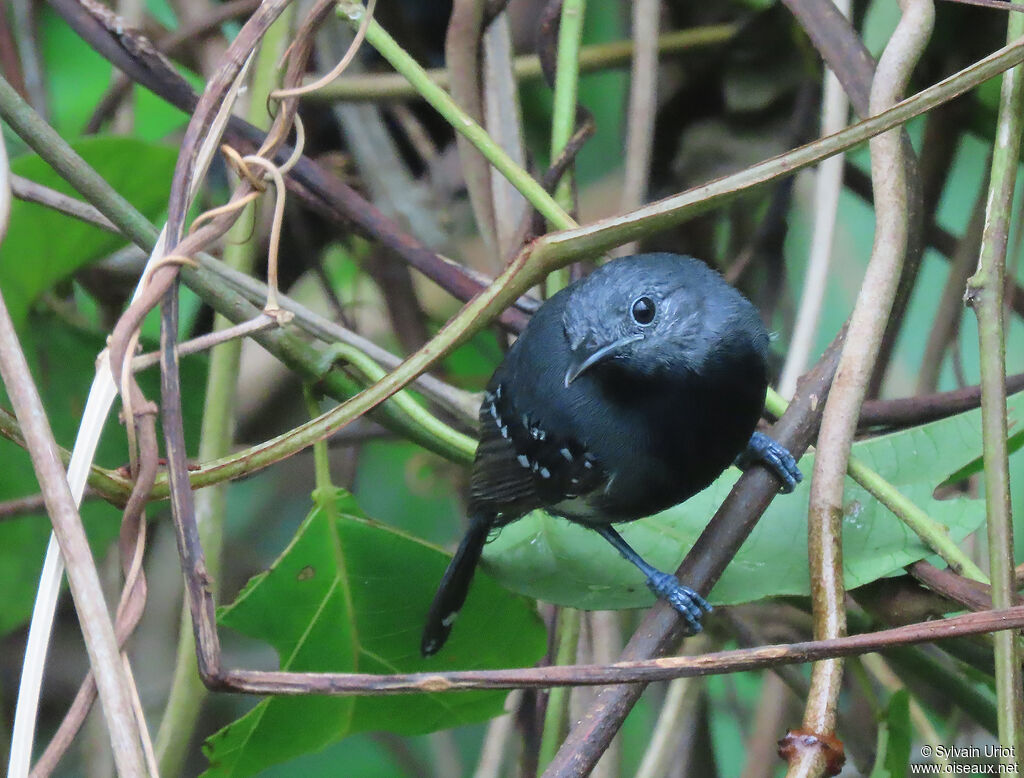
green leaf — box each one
[482,392,1024,609]
[202,490,546,778]
[1,137,177,328]
[869,690,911,778]
[941,427,1024,487]
[39,7,191,140]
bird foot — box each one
[737,431,803,493]
[646,571,712,633]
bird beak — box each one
[563,334,644,388]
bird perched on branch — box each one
[421,253,801,656]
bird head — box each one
[560,254,716,388]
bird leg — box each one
[734,431,803,493]
[593,525,711,633]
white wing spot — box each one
[442,611,459,627]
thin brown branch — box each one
[918,174,989,393]
[0,292,146,774]
[0,489,92,521]
[198,605,1024,695]
[10,173,117,230]
[783,0,927,399]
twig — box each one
[0,152,147,778]
[740,673,793,778]
[908,560,1012,613]
[9,174,117,230]
[340,2,574,232]
[617,0,659,258]
[483,9,529,258]
[917,177,989,393]
[778,0,850,398]
[861,375,1024,429]
[541,327,846,777]
[155,9,295,770]
[940,0,1024,9]
[0,490,94,522]
[309,24,738,101]
[446,0,498,254]
[964,0,1024,760]
[84,0,261,132]
[473,690,522,778]
[132,314,281,371]
[782,0,927,402]
[548,0,586,219]
[9,0,47,119]
[201,605,1024,695]
[634,637,707,778]
[788,5,933,776]
[538,609,582,772]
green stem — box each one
[546,0,587,296]
[965,0,1024,762]
[337,1,576,233]
[153,10,293,774]
[304,384,337,522]
[549,0,586,205]
[309,25,737,101]
[537,608,582,772]
[318,343,476,461]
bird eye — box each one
[631,296,656,325]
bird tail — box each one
[421,515,492,656]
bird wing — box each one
[468,383,606,522]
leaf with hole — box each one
[202,489,546,778]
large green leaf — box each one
[482,392,1024,609]
[202,490,546,778]
[0,137,177,328]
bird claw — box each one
[737,431,803,493]
[646,571,712,634]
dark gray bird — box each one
[421,253,801,656]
